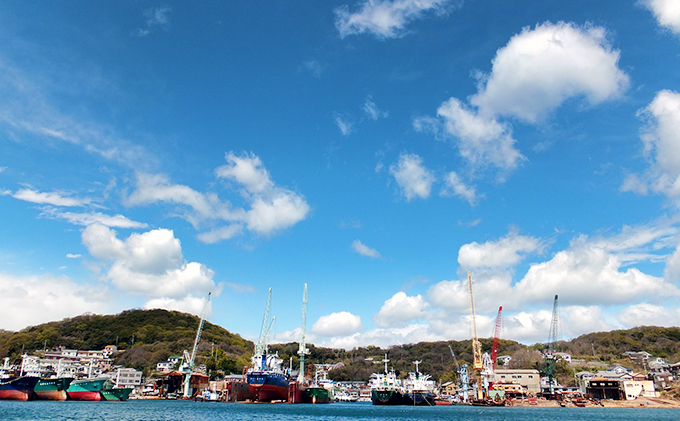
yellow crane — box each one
[467,271,484,400]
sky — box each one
[1,0,680,351]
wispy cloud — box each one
[352,239,382,259]
[363,96,388,120]
[40,207,148,229]
[12,188,92,207]
[133,6,172,37]
[441,171,481,206]
[334,114,354,136]
[335,0,457,39]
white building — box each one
[113,367,143,388]
[622,379,658,400]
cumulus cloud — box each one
[352,240,382,259]
[334,0,455,39]
[441,171,480,205]
[471,22,629,122]
[311,311,363,337]
[374,292,428,327]
[126,151,309,242]
[618,303,680,328]
[389,153,435,201]
[363,96,388,120]
[216,152,310,236]
[81,224,220,305]
[643,0,680,36]
[458,229,546,269]
[624,90,680,201]
[0,272,111,331]
[144,295,213,318]
[417,22,628,178]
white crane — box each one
[297,283,309,383]
[467,271,484,400]
[182,292,211,398]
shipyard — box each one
[2,0,680,420]
[2,279,680,411]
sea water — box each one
[0,400,678,421]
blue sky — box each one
[1,0,680,349]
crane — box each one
[467,271,483,400]
[297,283,309,383]
[448,345,468,403]
[182,292,211,398]
[544,294,559,396]
[255,288,273,358]
[491,306,502,371]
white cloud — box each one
[625,90,680,200]
[389,153,435,201]
[417,22,628,178]
[618,303,680,328]
[363,96,388,120]
[334,115,353,136]
[334,0,455,39]
[311,311,363,337]
[12,188,91,207]
[144,294,213,319]
[643,0,680,36]
[441,171,480,205]
[0,166,6,173]
[374,292,428,327]
[458,229,546,269]
[146,6,171,27]
[66,254,81,259]
[0,272,111,331]
[81,224,219,300]
[127,152,309,241]
[514,241,678,305]
[471,22,629,122]
[351,240,382,259]
[434,98,524,172]
[40,207,148,229]
[303,60,325,78]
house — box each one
[586,377,623,400]
[493,369,541,395]
[440,381,457,396]
[622,378,657,400]
[112,367,143,389]
[555,352,571,364]
[652,372,674,390]
[622,351,652,362]
[496,355,512,366]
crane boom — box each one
[491,306,502,371]
[182,292,211,398]
[467,272,482,371]
[255,288,272,356]
[297,283,309,383]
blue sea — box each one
[1,400,678,421]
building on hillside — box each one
[586,377,623,400]
[493,369,540,395]
[496,355,512,366]
[622,351,652,362]
[440,381,457,396]
[103,345,118,357]
[112,367,143,389]
[622,377,658,400]
[555,352,571,364]
[652,372,675,390]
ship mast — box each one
[297,283,309,383]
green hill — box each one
[0,309,253,376]
[2,310,679,383]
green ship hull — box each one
[34,378,74,401]
[303,386,332,404]
[101,387,133,401]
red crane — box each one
[491,306,502,371]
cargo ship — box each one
[0,376,41,401]
[246,288,290,402]
[101,387,133,401]
[66,378,108,401]
[302,366,333,404]
[246,353,289,402]
[34,377,74,401]
[370,354,407,405]
[403,361,436,406]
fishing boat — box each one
[0,376,40,401]
[67,378,108,401]
[34,377,74,401]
